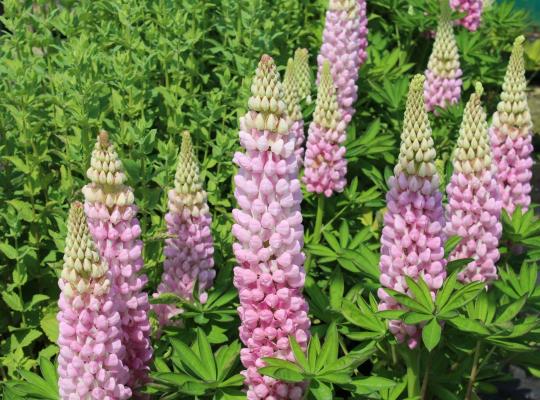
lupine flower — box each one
[378,75,446,349]
[317,0,368,123]
[153,131,215,327]
[424,4,462,113]
[450,0,483,31]
[303,61,347,197]
[283,58,305,166]
[57,202,131,400]
[446,83,502,284]
[294,48,312,104]
[232,54,310,400]
[82,131,152,395]
[490,36,534,215]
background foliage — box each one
[0,0,538,398]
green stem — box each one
[465,342,482,400]
[403,348,420,398]
[421,352,433,399]
[304,196,325,274]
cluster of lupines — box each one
[82,131,152,395]
[57,202,132,399]
[446,83,502,284]
[490,36,534,215]
[424,3,462,113]
[232,55,310,399]
[378,75,447,349]
[283,58,306,166]
[153,131,216,327]
[294,48,312,104]
[317,0,368,124]
[303,61,348,197]
[450,0,483,31]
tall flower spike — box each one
[450,0,483,31]
[294,48,312,104]
[153,131,216,327]
[82,131,152,396]
[378,75,446,349]
[490,36,534,215]
[232,54,310,400]
[446,83,502,284]
[317,0,368,124]
[283,58,305,166]
[303,61,347,197]
[424,2,462,113]
[57,202,131,400]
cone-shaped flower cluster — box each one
[294,48,312,104]
[57,202,131,400]
[317,0,368,123]
[303,61,347,197]
[153,131,215,327]
[232,55,310,400]
[378,75,446,349]
[424,4,462,112]
[283,58,306,166]
[446,83,502,284]
[82,131,152,395]
[490,36,534,215]
[450,0,483,31]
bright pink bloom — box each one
[283,58,305,166]
[82,131,152,396]
[378,75,446,349]
[303,61,347,197]
[424,5,462,112]
[450,0,483,31]
[57,202,131,400]
[232,55,310,399]
[153,131,215,326]
[490,36,534,215]
[446,83,502,284]
[317,0,368,123]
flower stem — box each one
[466,341,482,400]
[305,196,325,274]
[402,347,420,398]
[421,351,432,399]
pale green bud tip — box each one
[98,130,109,148]
[474,81,484,97]
[294,48,308,61]
[514,35,525,47]
[68,201,85,228]
[180,131,193,156]
[313,60,341,129]
[410,74,425,96]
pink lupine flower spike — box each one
[57,202,131,400]
[446,83,502,284]
[490,36,534,215]
[378,75,447,349]
[232,55,311,400]
[82,131,152,396]
[153,131,216,327]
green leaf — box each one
[258,367,304,382]
[288,336,308,371]
[309,380,333,399]
[495,296,527,324]
[438,281,485,315]
[444,236,463,257]
[446,258,474,274]
[149,292,183,305]
[2,291,23,312]
[449,316,490,335]
[170,338,208,381]
[40,312,59,342]
[0,242,18,260]
[329,267,344,310]
[422,318,441,351]
[402,312,433,325]
[348,376,397,395]
[316,322,338,371]
[39,357,58,393]
[404,276,433,312]
[196,328,217,380]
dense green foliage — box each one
[0,0,539,399]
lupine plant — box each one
[424,2,463,113]
[490,35,534,216]
[1,1,539,400]
[450,0,484,31]
[282,59,306,167]
[152,131,216,328]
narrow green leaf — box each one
[422,319,441,352]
